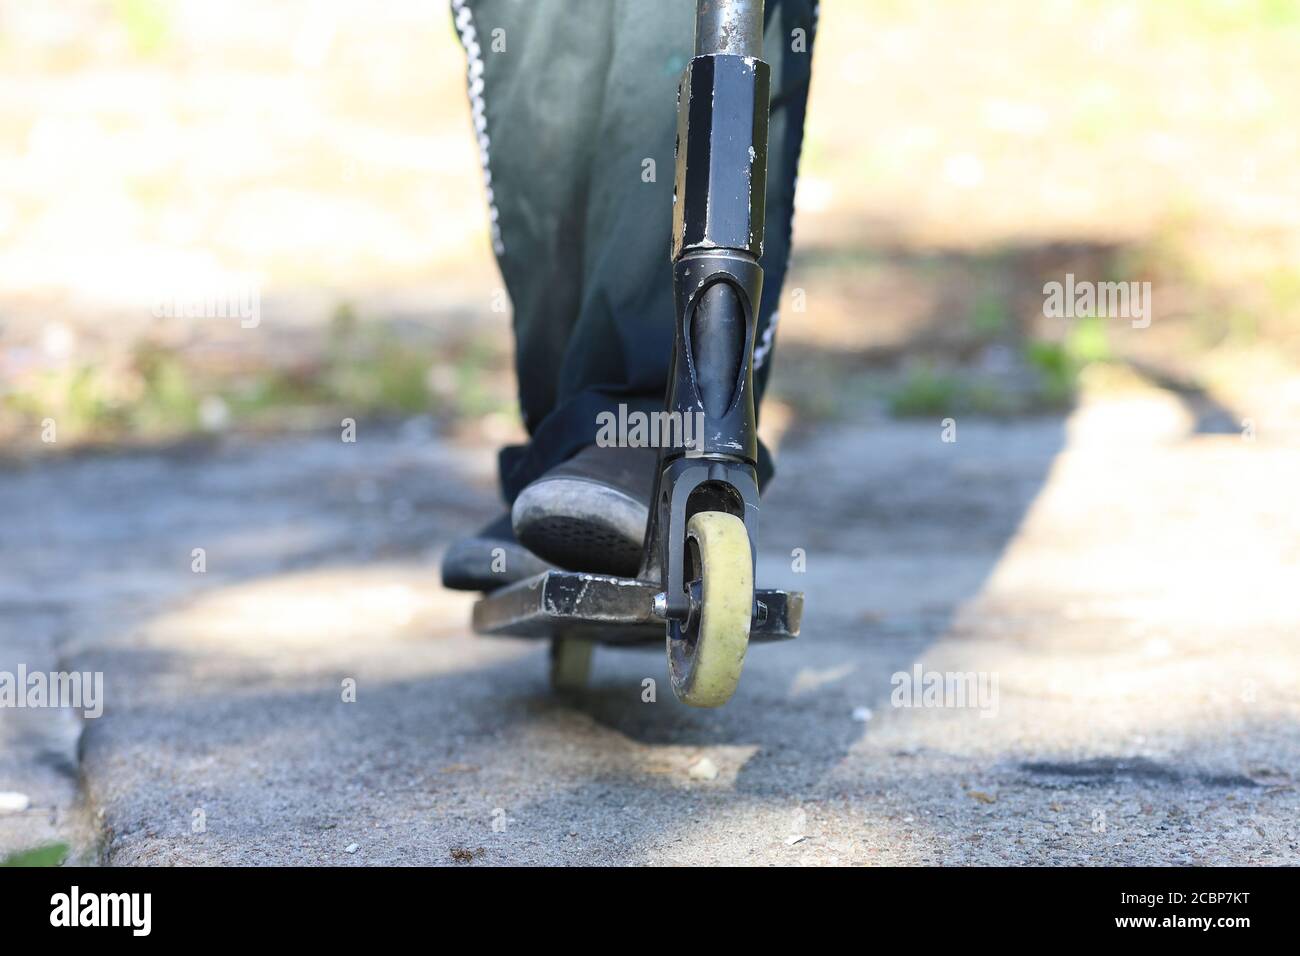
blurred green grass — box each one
[112,0,170,56]
[1,302,514,450]
[1,842,69,867]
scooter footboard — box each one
[471,570,801,646]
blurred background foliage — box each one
[2,0,1299,454]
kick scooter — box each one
[471,0,802,706]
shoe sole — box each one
[512,477,648,577]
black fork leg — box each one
[643,0,770,626]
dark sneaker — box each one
[510,444,657,577]
[441,513,552,591]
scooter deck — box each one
[472,570,802,647]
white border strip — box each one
[452,0,505,255]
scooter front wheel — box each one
[668,511,753,707]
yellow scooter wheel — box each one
[668,511,753,707]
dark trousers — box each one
[451,0,817,501]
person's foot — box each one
[511,445,658,577]
[441,513,552,591]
